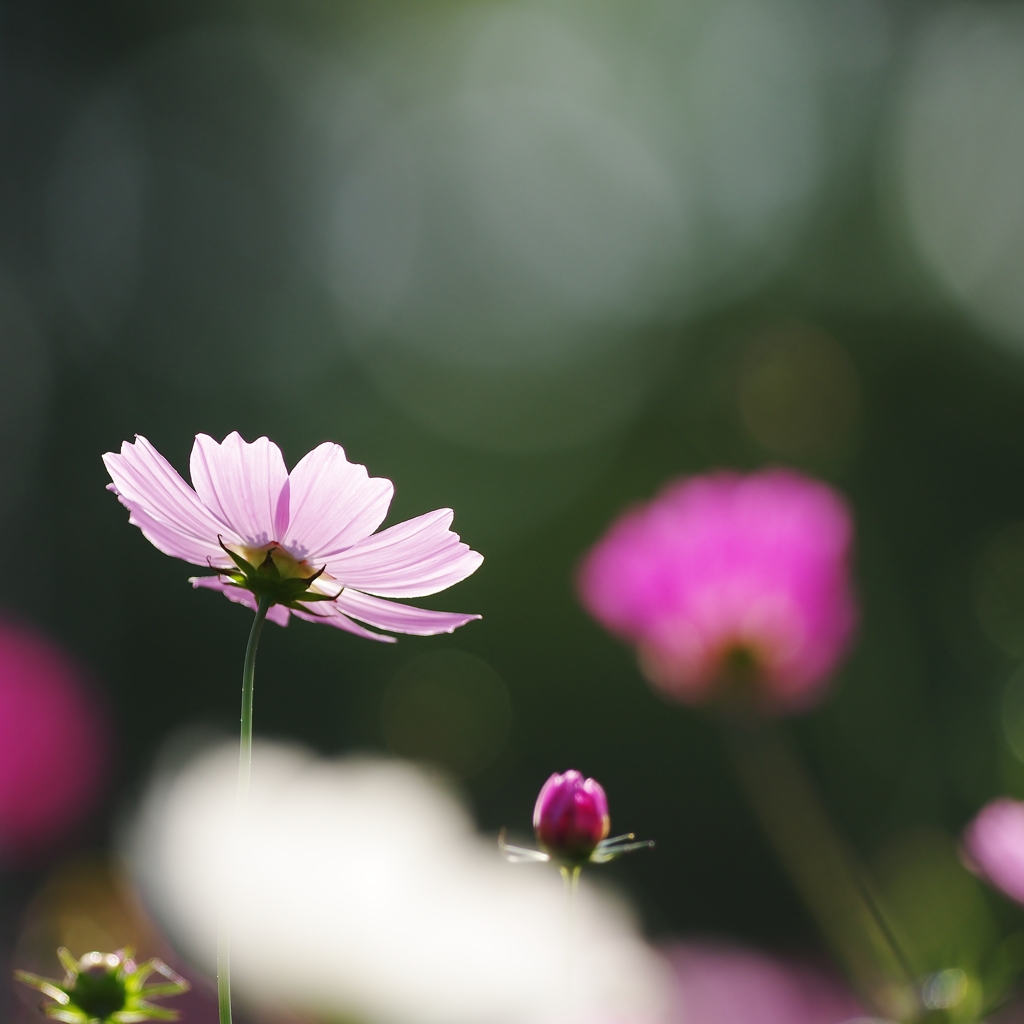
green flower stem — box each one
[218,595,272,1024]
[238,596,271,800]
[560,865,581,1011]
[726,721,919,1021]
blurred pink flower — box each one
[0,621,108,861]
[962,798,1024,905]
[533,770,610,862]
[578,469,856,712]
[103,432,482,641]
[668,941,865,1024]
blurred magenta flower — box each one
[962,798,1024,905]
[0,620,108,861]
[668,941,865,1024]
[534,770,611,862]
[103,432,482,640]
[578,469,857,712]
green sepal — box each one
[207,540,340,610]
[219,538,258,576]
[589,834,655,864]
[290,589,339,603]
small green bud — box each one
[16,947,189,1023]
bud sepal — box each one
[499,829,653,866]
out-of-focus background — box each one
[5,0,1024,1020]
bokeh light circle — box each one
[737,323,861,461]
[330,90,684,368]
[47,86,147,341]
[973,523,1024,657]
[893,5,1024,350]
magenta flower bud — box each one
[533,770,611,862]
[577,469,857,714]
[962,798,1024,905]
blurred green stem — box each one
[561,865,581,1011]
[726,721,919,1021]
[218,596,272,1024]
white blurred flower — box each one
[126,740,670,1024]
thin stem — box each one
[217,596,272,1024]
[726,721,919,1021]
[845,850,918,988]
[237,596,271,800]
[217,930,232,1024]
[560,865,581,1016]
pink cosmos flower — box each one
[0,620,108,861]
[103,432,482,641]
[962,798,1024,906]
[533,770,611,862]
[668,942,865,1024]
[577,469,856,712]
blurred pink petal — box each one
[0,621,108,861]
[962,798,1024,905]
[325,509,484,598]
[578,469,856,712]
[105,433,482,637]
[668,942,865,1024]
[190,432,290,546]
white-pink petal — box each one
[290,603,395,642]
[124,504,234,568]
[325,509,483,598]
[190,432,289,547]
[334,590,481,635]
[103,436,234,567]
[282,442,394,561]
[190,576,292,626]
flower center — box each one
[711,640,777,712]
[237,542,315,581]
[719,642,763,683]
[217,539,342,610]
